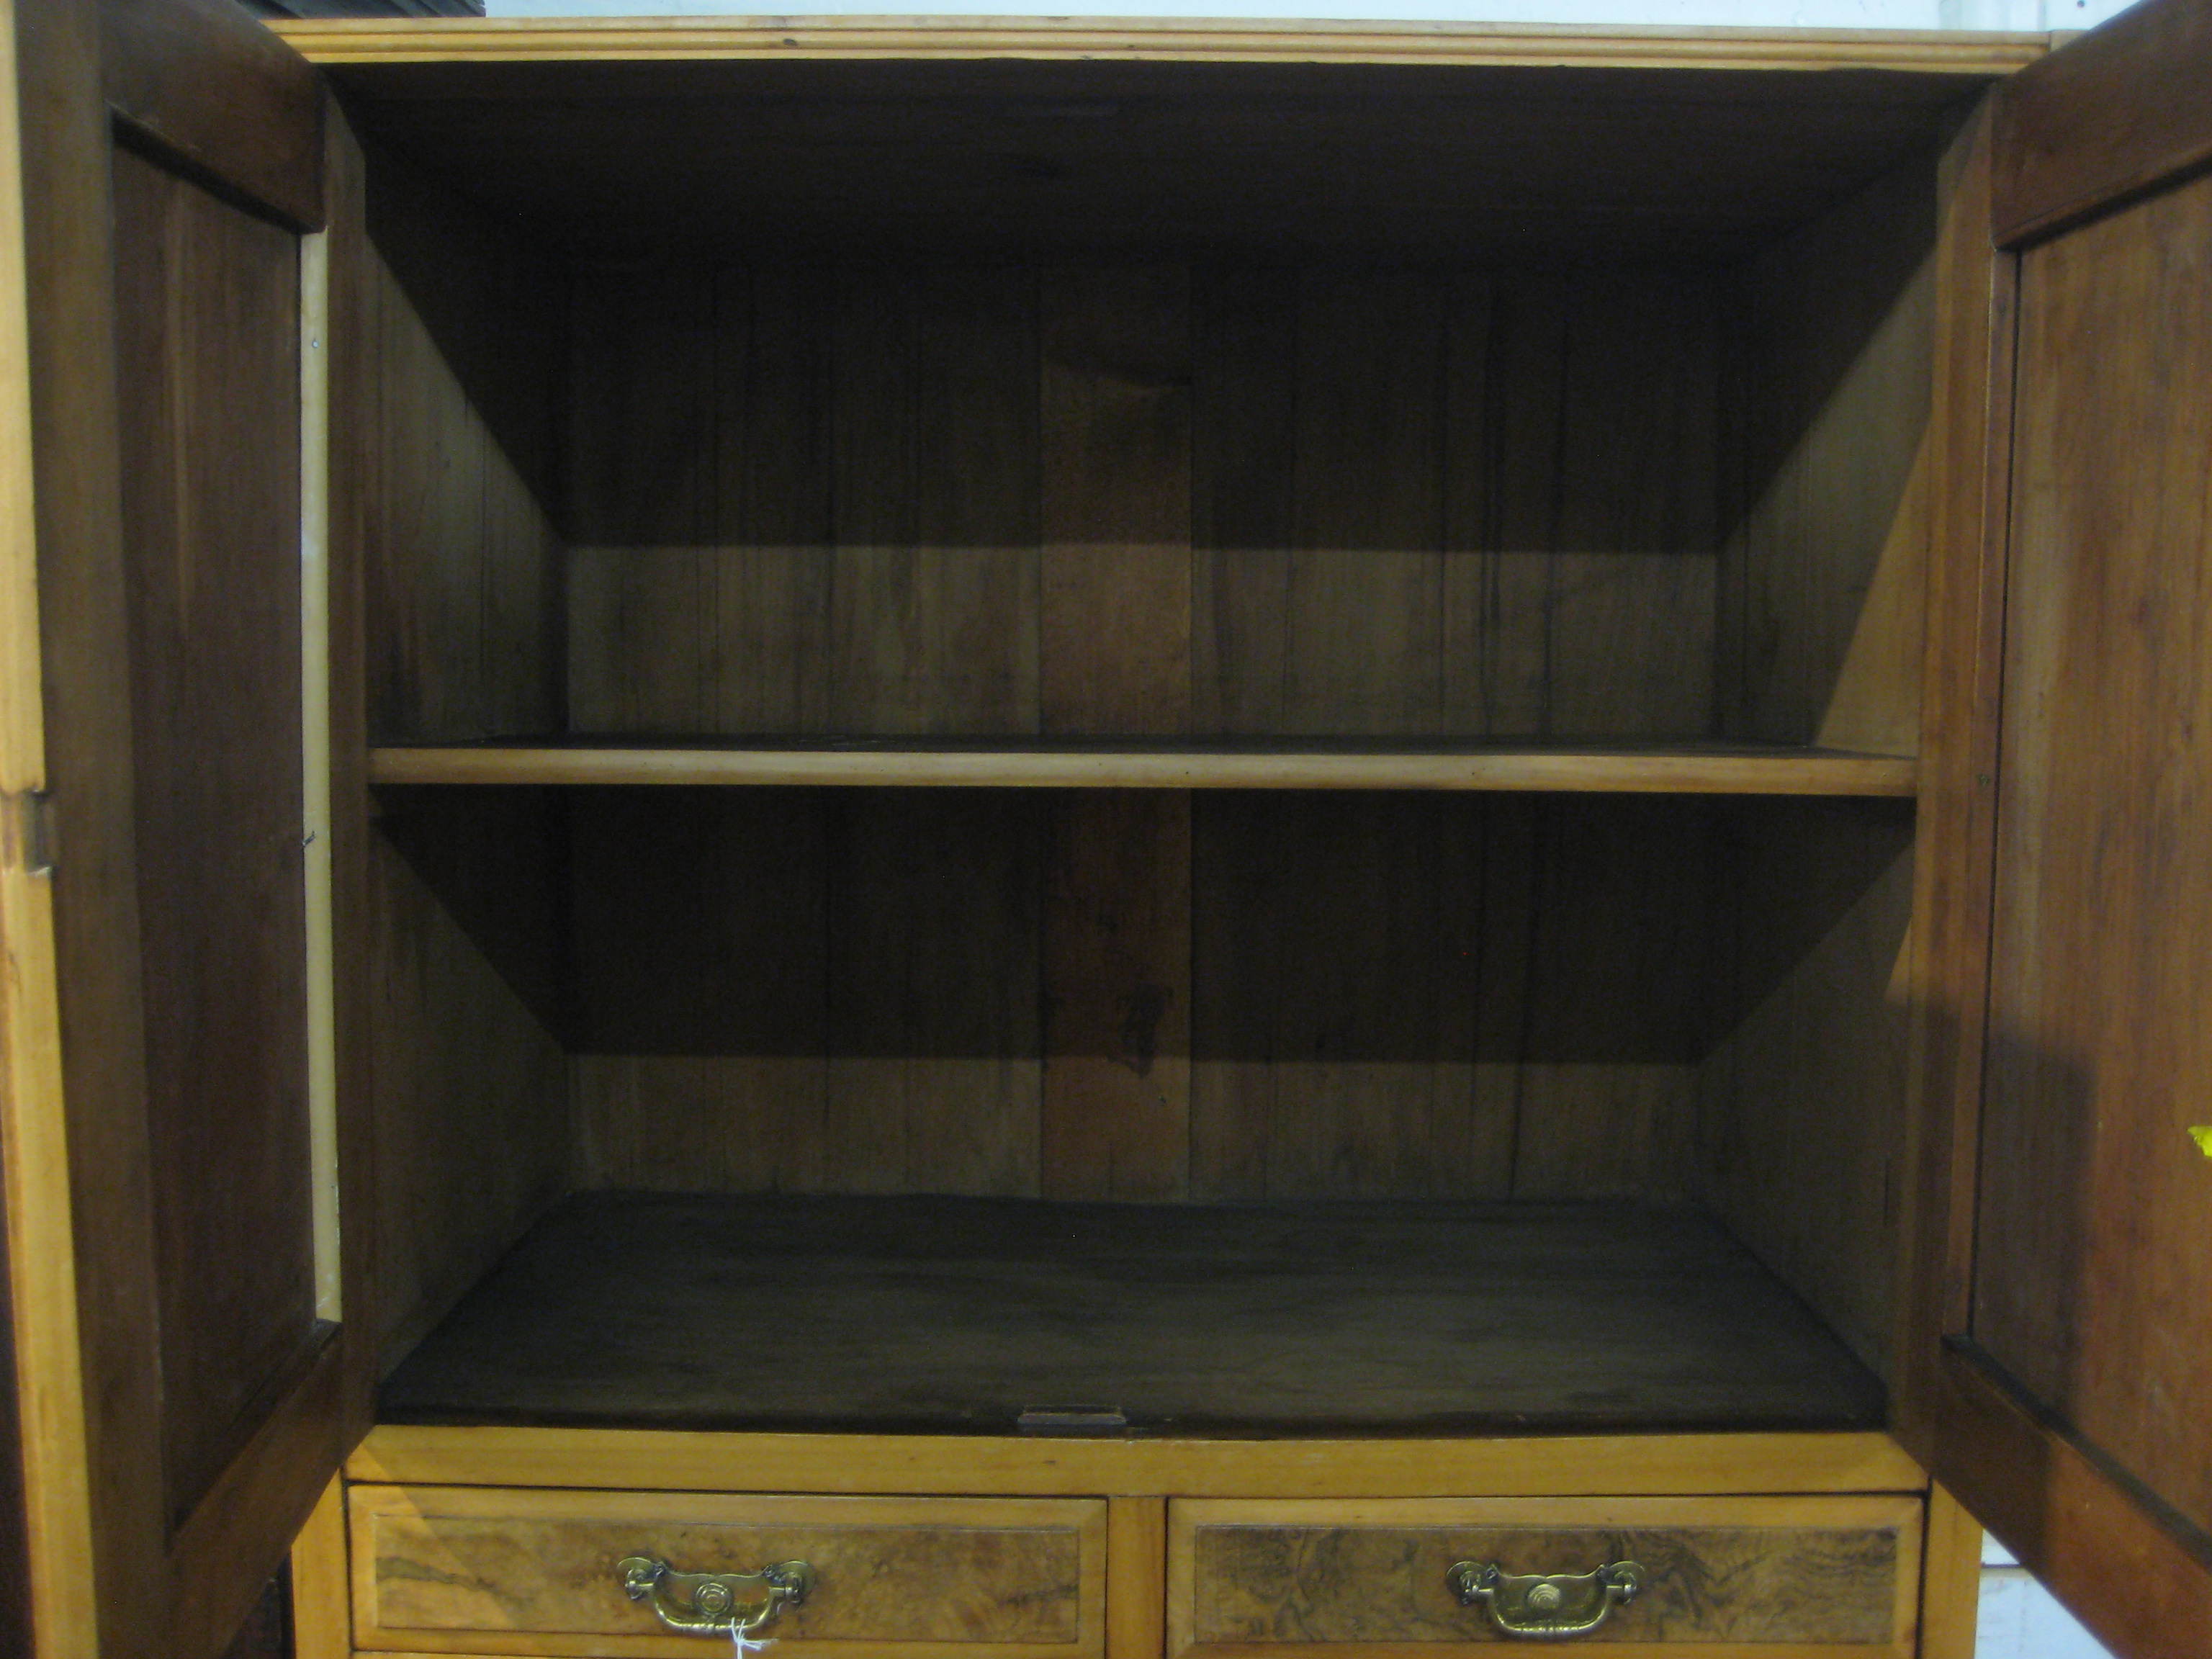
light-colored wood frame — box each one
[349,1485,1109,1659]
[1166,1495,1926,1659]
[368,744,1917,796]
[271,16,2048,73]
[346,1428,1928,1501]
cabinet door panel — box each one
[0,0,337,1655]
[1941,0,2212,1652]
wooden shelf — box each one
[369,739,1917,796]
[379,1192,1888,1435]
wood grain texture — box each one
[109,139,318,1533]
[290,1474,352,1659]
[1719,149,1935,753]
[102,0,323,230]
[1697,800,1917,1381]
[1992,0,2212,246]
[351,1486,1105,1659]
[567,789,1720,1209]
[279,50,2024,264]
[377,1193,1885,1435]
[0,6,99,1645]
[1043,792,1192,1202]
[349,1425,1929,1500]
[1894,104,2005,1457]
[275,16,2047,71]
[1913,1485,1982,1659]
[1040,263,1192,735]
[369,742,1917,795]
[824,792,1044,1195]
[1972,167,2212,1541]
[1170,1497,1921,1653]
[1192,268,1717,740]
[367,793,570,1374]
[1932,1343,2212,1659]
[364,145,565,744]
[320,89,388,1465]
[1108,1499,1169,1659]
[1192,795,1709,1203]
[827,264,1040,734]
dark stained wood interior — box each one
[378,1192,1888,1434]
[109,142,320,1534]
[338,54,1961,1440]
[321,57,1997,260]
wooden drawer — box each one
[1169,1496,1923,1657]
[349,1485,1107,1658]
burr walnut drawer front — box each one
[348,1485,1107,1658]
[1169,1496,1925,1656]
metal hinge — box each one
[3,788,53,877]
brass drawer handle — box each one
[619,1555,815,1640]
[1447,1559,1642,1639]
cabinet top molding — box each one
[272,16,2052,72]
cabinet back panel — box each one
[110,145,318,1529]
[568,789,1713,1204]
[563,260,1721,743]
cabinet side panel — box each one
[1697,799,1917,1380]
[363,146,565,745]
[1719,147,1937,753]
[367,795,570,1373]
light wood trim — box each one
[1915,1483,1982,1659]
[368,744,1918,797]
[272,17,2046,73]
[349,1485,1107,1659]
[349,1428,1929,1499]
[1168,1496,1923,1659]
[291,1474,352,1659]
[300,224,339,1322]
[1107,1498,1167,1659]
[1166,1646,1895,1659]
[0,4,100,1650]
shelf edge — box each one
[368,745,1920,796]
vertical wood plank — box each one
[1107,1497,1168,1659]
[1896,105,2004,1454]
[1283,267,1446,734]
[715,260,834,734]
[287,1475,350,1659]
[1040,262,1192,735]
[831,264,1039,734]
[1043,792,1190,1202]
[567,788,828,1192]
[1915,1484,1982,1659]
[1191,266,1296,735]
[565,263,716,734]
[825,792,1043,1195]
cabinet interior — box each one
[329,53,1976,1437]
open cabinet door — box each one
[1926,0,2212,1653]
[0,0,349,1655]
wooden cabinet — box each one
[1,1,2209,1657]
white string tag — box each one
[732,1624,773,1658]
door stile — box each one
[0,6,102,1653]
[1894,96,2011,1464]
